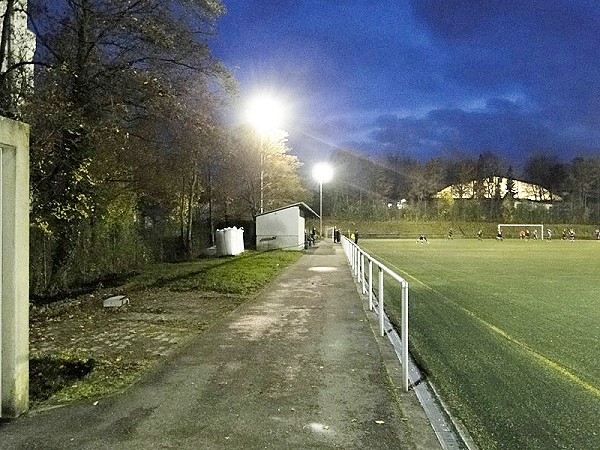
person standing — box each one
[354,230,359,244]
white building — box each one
[255,202,319,251]
[435,176,562,202]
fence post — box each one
[361,254,366,294]
[347,241,351,266]
[402,281,409,392]
[378,266,384,336]
[368,259,373,310]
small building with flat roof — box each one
[255,202,319,251]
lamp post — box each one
[246,95,284,214]
[312,162,333,238]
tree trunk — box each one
[0,0,15,71]
[186,170,198,259]
[207,168,215,246]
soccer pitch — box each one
[360,238,600,450]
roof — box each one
[435,176,562,202]
[255,202,320,219]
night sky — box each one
[210,1,600,170]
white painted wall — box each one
[0,116,29,418]
[256,206,305,251]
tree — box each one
[505,165,517,199]
[524,154,566,201]
[26,0,232,292]
[224,126,308,218]
[407,158,445,217]
[0,0,35,118]
[566,157,600,222]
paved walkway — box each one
[0,241,440,449]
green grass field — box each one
[361,238,600,450]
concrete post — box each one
[0,116,29,418]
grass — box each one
[361,238,600,450]
[119,250,303,293]
[166,251,303,294]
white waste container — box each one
[216,227,245,256]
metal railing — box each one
[341,236,409,392]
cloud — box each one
[409,0,600,128]
[363,98,564,162]
[213,0,600,167]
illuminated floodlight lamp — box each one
[246,95,284,132]
[312,162,334,185]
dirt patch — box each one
[29,287,249,408]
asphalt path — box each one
[0,241,440,449]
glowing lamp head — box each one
[246,95,284,132]
[313,162,334,184]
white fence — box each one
[341,236,409,392]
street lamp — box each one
[246,95,284,214]
[312,162,333,238]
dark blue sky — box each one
[210,1,600,168]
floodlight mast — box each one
[313,162,334,237]
[246,95,285,214]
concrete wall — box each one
[0,116,29,418]
[256,206,304,251]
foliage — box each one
[22,0,236,294]
[30,194,149,296]
[219,126,309,219]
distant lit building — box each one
[435,177,562,202]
